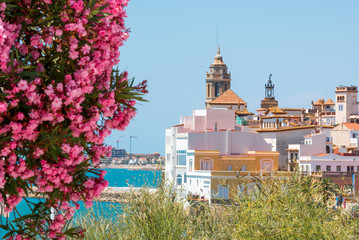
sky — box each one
[105,0,359,155]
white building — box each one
[257,126,333,170]
[335,86,359,124]
[165,108,278,201]
[331,123,359,149]
[285,129,359,175]
[310,98,336,125]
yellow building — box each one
[186,150,279,201]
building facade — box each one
[331,123,359,149]
[257,126,333,170]
[165,108,279,201]
[335,86,359,124]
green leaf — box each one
[0,225,9,231]
[12,214,33,223]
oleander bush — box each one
[75,175,359,240]
[0,0,146,238]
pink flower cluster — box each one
[0,0,146,238]
[0,6,20,71]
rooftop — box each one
[209,89,246,105]
[343,123,359,130]
[256,125,317,133]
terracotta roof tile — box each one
[265,106,287,114]
[315,153,329,156]
[209,89,246,105]
[324,98,335,105]
[235,107,254,115]
[343,123,359,130]
[313,99,324,106]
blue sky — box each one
[105,0,359,155]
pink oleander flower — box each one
[0,102,8,113]
[0,0,147,238]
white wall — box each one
[300,133,326,156]
[259,128,316,169]
[206,108,235,131]
[188,131,271,155]
[331,124,351,147]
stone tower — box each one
[205,46,231,107]
[260,74,278,109]
[335,86,358,124]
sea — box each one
[0,168,162,237]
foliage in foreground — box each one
[0,0,146,238]
[75,175,359,240]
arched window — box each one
[176,174,182,185]
[326,145,331,153]
[200,159,213,170]
[215,83,220,97]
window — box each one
[241,165,247,171]
[227,165,232,171]
[347,166,354,173]
[184,173,187,183]
[188,159,193,172]
[326,166,331,172]
[337,96,345,102]
[337,166,341,172]
[176,150,186,166]
[217,185,229,199]
[200,159,213,170]
[316,165,321,171]
[176,174,182,185]
[326,146,331,153]
[215,83,220,97]
[357,166,359,172]
[338,105,343,111]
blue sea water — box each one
[104,168,161,188]
[0,168,161,237]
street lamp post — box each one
[129,136,137,160]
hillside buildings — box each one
[165,46,359,199]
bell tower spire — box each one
[265,74,275,99]
[260,74,278,108]
[205,46,231,107]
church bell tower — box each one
[205,46,231,107]
[260,74,278,109]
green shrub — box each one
[74,175,359,240]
